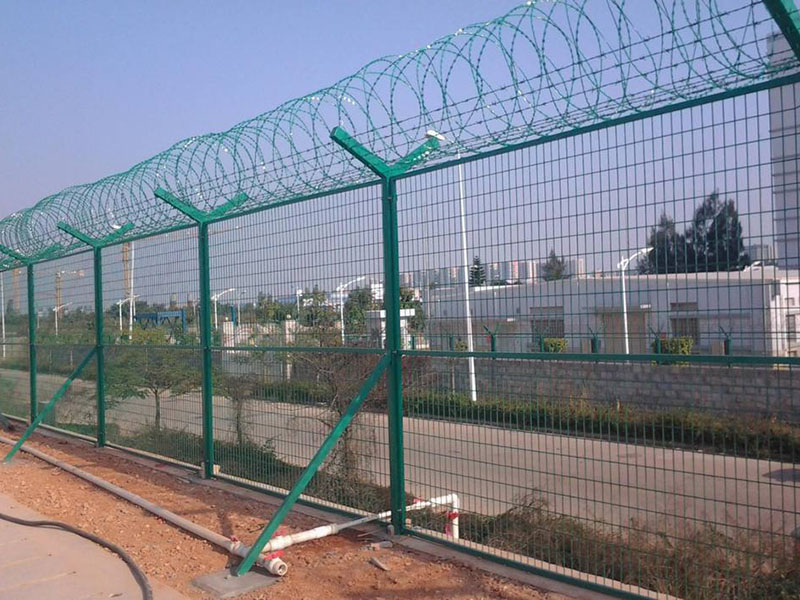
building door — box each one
[599,309,650,354]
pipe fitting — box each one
[264,557,288,577]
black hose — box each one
[0,511,153,600]
[0,412,15,432]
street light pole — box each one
[426,130,477,402]
[617,247,652,355]
[211,288,236,331]
[53,302,72,337]
[237,289,246,325]
[337,276,366,345]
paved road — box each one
[0,488,187,600]
[117,394,800,538]
[3,368,799,538]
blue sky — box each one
[0,0,506,216]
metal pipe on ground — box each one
[0,435,461,576]
[0,434,288,576]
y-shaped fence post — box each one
[57,222,134,447]
[0,244,62,425]
[154,188,248,479]
[235,130,437,577]
[330,128,439,535]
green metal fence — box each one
[2,1,800,597]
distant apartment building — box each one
[403,255,583,289]
[746,243,777,264]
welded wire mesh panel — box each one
[33,252,93,346]
[207,185,383,349]
[398,89,799,358]
[212,348,389,512]
[36,345,96,438]
[396,82,800,597]
[101,230,202,463]
[102,231,200,343]
[208,185,392,510]
[31,252,96,435]
[104,344,202,464]
[0,267,29,419]
[402,356,800,598]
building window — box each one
[670,301,699,345]
[670,301,698,312]
[671,317,700,344]
[789,314,797,343]
[531,306,565,339]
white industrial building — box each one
[425,267,800,357]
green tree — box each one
[642,193,749,274]
[399,287,425,333]
[699,194,749,271]
[639,213,688,274]
[542,249,567,281]
[214,355,261,446]
[299,285,337,330]
[255,292,294,322]
[106,327,200,430]
[469,256,486,286]
[343,287,376,335]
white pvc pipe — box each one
[0,435,460,575]
[256,494,460,553]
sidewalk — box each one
[0,485,188,600]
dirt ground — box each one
[0,431,563,600]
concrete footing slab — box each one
[192,567,280,599]
[0,492,188,600]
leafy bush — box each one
[116,426,389,513]
[411,494,800,600]
[541,337,567,353]
[405,391,800,462]
[652,336,694,355]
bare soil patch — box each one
[0,432,560,600]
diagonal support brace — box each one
[235,354,391,576]
[3,347,97,462]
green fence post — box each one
[27,264,36,422]
[57,222,134,447]
[382,176,406,532]
[93,246,106,445]
[198,220,215,478]
[330,127,438,534]
[154,188,247,479]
